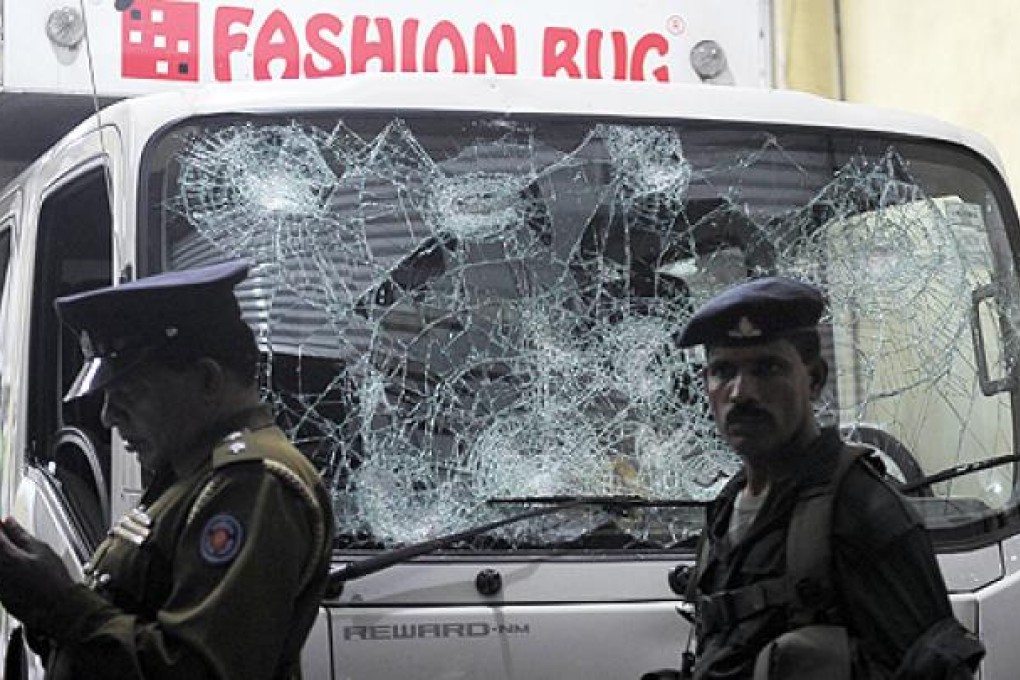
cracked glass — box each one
[141,112,1020,551]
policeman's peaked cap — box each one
[54,260,252,401]
[675,276,825,348]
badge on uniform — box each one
[199,513,244,565]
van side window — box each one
[28,168,113,547]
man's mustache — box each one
[725,406,771,425]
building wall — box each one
[785,0,1020,190]
[773,0,841,99]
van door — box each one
[0,190,20,519]
[18,163,114,557]
[0,191,20,675]
[4,140,117,677]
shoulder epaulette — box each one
[188,428,324,537]
[211,429,268,469]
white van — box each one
[0,75,1018,679]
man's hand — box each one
[0,517,76,629]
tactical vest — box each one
[692,446,865,642]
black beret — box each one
[55,260,251,400]
[676,276,824,348]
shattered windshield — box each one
[141,112,1020,551]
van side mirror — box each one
[971,283,1017,396]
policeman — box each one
[0,261,334,679]
[677,276,984,679]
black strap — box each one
[686,530,709,604]
[785,445,863,627]
[698,575,789,634]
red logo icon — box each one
[121,0,200,81]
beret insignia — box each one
[727,316,763,339]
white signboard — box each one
[6,0,771,96]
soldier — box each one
[0,260,334,679]
[678,276,984,679]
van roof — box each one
[62,74,1009,176]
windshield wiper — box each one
[325,495,706,598]
[900,453,1020,494]
[489,494,708,507]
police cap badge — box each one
[54,260,251,401]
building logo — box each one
[121,0,199,81]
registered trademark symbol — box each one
[666,15,685,35]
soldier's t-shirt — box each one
[727,484,768,544]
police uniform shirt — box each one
[27,406,334,680]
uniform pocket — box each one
[91,524,171,616]
[752,625,852,680]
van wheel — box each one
[840,425,932,497]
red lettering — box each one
[585,29,603,79]
[632,34,669,82]
[351,16,396,73]
[217,12,528,82]
[473,24,516,75]
[542,27,581,78]
[254,10,300,79]
[611,32,628,80]
[422,21,469,73]
[213,7,254,81]
[305,14,346,77]
[401,19,419,72]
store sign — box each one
[6,0,770,95]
